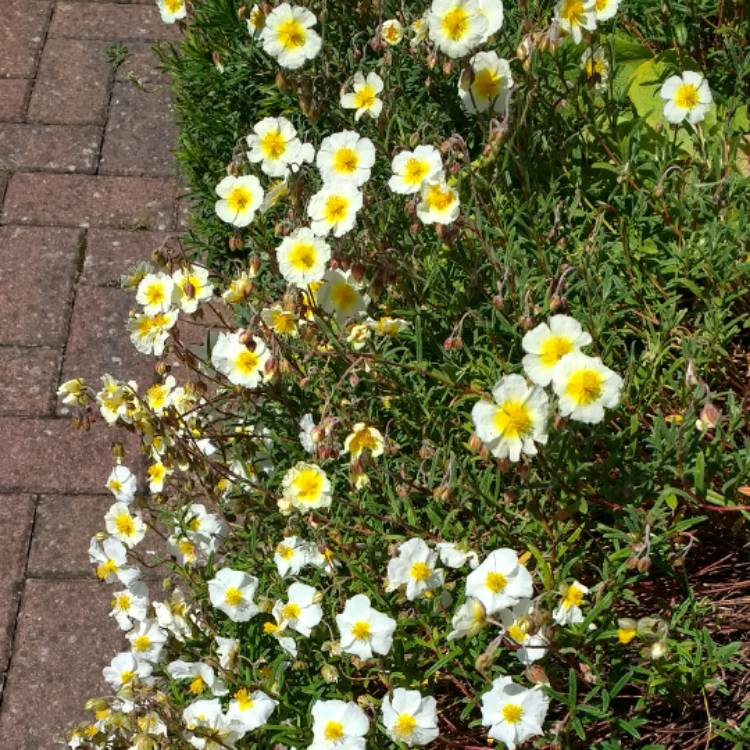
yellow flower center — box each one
[120,670,134,684]
[563,584,585,608]
[165,0,183,12]
[235,688,255,710]
[333,147,360,174]
[584,57,606,81]
[288,241,317,271]
[225,587,244,606]
[441,7,469,40]
[329,281,357,310]
[227,186,252,213]
[189,676,205,695]
[148,463,166,482]
[107,479,122,493]
[235,348,261,376]
[617,627,637,644]
[347,427,378,457]
[507,621,527,644]
[324,720,345,742]
[493,400,533,439]
[276,543,294,560]
[112,594,131,611]
[674,82,699,109]
[502,703,523,724]
[323,195,349,224]
[565,369,604,405]
[410,561,431,581]
[147,383,168,409]
[96,560,118,580]
[539,334,573,367]
[485,571,507,593]
[394,713,417,739]
[282,602,302,620]
[260,129,287,160]
[270,310,296,334]
[351,620,371,640]
[425,184,455,212]
[132,635,151,652]
[115,513,135,537]
[403,158,429,186]
[145,283,165,307]
[353,85,376,109]
[178,539,195,558]
[560,0,585,24]
[263,621,279,634]
[473,67,502,99]
[276,18,306,49]
[292,467,324,502]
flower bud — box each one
[321,664,339,683]
[468,433,483,453]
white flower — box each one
[262,607,298,657]
[211,331,271,389]
[459,51,513,115]
[343,423,385,461]
[110,580,149,631]
[136,272,174,315]
[307,181,363,237]
[215,175,264,227]
[147,461,171,494]
[436,541,479,569]
[276,228,331,287]
[471,374,549,462]
[172,265,214,314]
[416,177,460,225]
[386,538,445,600]
[447,597,487,640]
[105,502,146,548]
[552,352,623,423]
[388,146,443,195]
[581,46,609,89]
[660,70,712,125]
[145,375,176,415]
[382,688,439,746]
[317,131,376,187]
[167,660,228,697]
[555,0,597,44]
[208,568,260,622]
[154,589,192,641]
[227,688,278,732]
[184,503,225,546]
[106,465,137,504]
[552,579,589,625]
[127,619,168,664]
[522,315,592,386]
[247,4,265,34]
[594,0,620,21]
[280,461,332,512]
[340,71,384,121]
[157,0,186,25]
[128,309,177,356]
[317,269,368,324]
[499,600,549,664]
[215,636,240,671]
[476,0,504,41]
[103,651,152,690]
[427,0,488,58]
[183,699,246,749]
[57,377,87,406]
[465,548,534,615]
[274,535,324,576]
[299,413,317,453]
[309,699,369,750]
[260,3,322,69]
[273,582,323,636]
[336,594,396,660]
[89,536,139,585]
[381,19,404,45]
[480,676,549,749]
[246,116,315,177]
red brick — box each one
[49,1,180,40]
[0,418,139,494]
[100,82,177,176]
[0,347,60,416]
[0,1,50,78]
[2,173,177,229]
[0,226,81,346]
[115,41,170,84]
[81,229,170,285]
[0,124,101,173]
[0,495,35,673]
[0,80,30,122]
[0,580,122,750]
[27,38,111,125]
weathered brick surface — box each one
[100,82,177,176]
[0,347,60,416]
[0,226,81,346]
[2,173,177,229]
[0,580,122,750]
[27,38,111,125]
[0,1,50,78]
[0,496,35,674]
[115,42,170,84]
[49,1,180,40]
[0,80,30,122]
[81,229,169,285]
[0,124,101,173]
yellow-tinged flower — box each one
[427,0,488,58]
[555,0,597,43]
[388,145,443,195]
[276,227,331,287]
[280,461,332,512]
[552,352,623,424]
[261,305,299,337]
[157,0,186,24]
[416,177,460,225]
[340,72,384,121]
[215,175,264,227]
[381,19,404,45]
[259,3,322,69]
[343,423,385,461]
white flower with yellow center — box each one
[215,636,240,670]
[459,51,513,115]
[260,3,322,69]
[169,535,198,566]
[499,599,548,664]
[167,660,228,698]
[343,422,385,461]
[88,536,139,585]
[594,0,620,21]
[109,580,149,631]
[411,15,429,45]
[476,0,504,41]
[660,70,712,125]
[208,567,260,622]
[183,699,246,749]
[105,502,146,548]
[136,272,174,315]
[447,596,487,640]
[381,19,404,45]
[247,4,265,34]
[317,131,375,187]
[382,689,439,746]
[522,315,592,386]
[371,316,410,336]
[416,177,460,225]
[222,270,255,304]
[127,619,167,664]
[316,269,368,324]
[184,503,225,551]
[276,227,331,287]
[388,145,443,195]
[246,116,315,177]
[157,0,186,24]
[471,374,549,462]
[555,0,597,44]
[308,180,363,237]
[227,688,277,732]
[436,541,479,569]
[145,375,176,415]
[581,46,609,89]
[261,304,299,337]
[128,309,178,356]
[215,174,264,227]
[310,699,369,750]
[480,676,549,749]
[466,548,533,615]
[106,464,137,504]
[427,0,488,58]
[57,377,87,406]
[552,579,589,625]
[262,607,298,657]
[147,460,171,493]
[172,265,214,314]
[103,652,152,690]
[386,537,445,600]
[340,71,384,121]
[154,589,192,641]
[336,594,396,660]
[347,321,371,351]
[272,582,323,637]
[211,331,271,389]
[274,535,324,576]
[552,352,622,423]
[280,461,332,512]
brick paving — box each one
[0,2,180,747]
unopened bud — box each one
[468,433,483,453]
[320,664,339,683]
[350,262,365,282]
[442,60,453,75]
[239,330,256,348]
[275,71,288,92]
[519,315,534,330]
[249,254,261,274]
[636,557,651,573]
[111,442,126,461]
[228,234,244,251]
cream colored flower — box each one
[215,175,264,227]
[246,116,315,177]
[459,51,513,115]
[276,227,331,287]
[172,265,214,314]
[280,461,332,512]
[388,145,443,195]
[343,423,384,461]
[427,0,488,58]
[552,352,622,423]
[136,272,174,315]
[307,181,363,237]
[555,0,597,44]
[260,3,322,69]
[660,71,712,125]
[316,269,368,324]
[211,331,271,389]
[317,131,375,187]
[416,177,460,225]
[340,71,384,121]
[157,0,186,24]
[381,19,404,45]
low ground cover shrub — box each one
[63,0,749,748]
